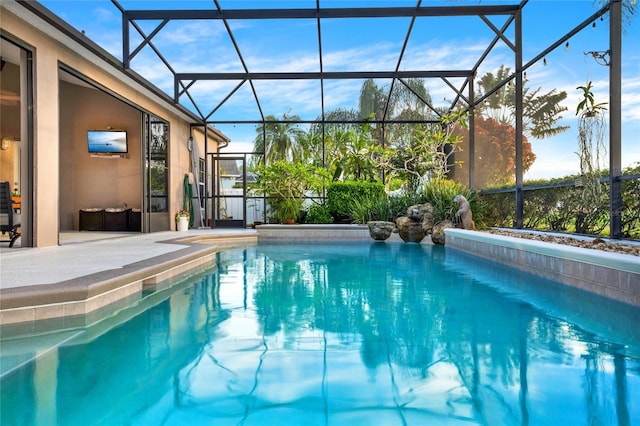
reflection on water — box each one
[1,242,639,425]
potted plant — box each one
[252,160,329,224]
[275,198,302,224]
[11,185,21,210]
[175,209,190,231]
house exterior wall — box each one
[1,5,222,245]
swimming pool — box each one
[1,242,639,425]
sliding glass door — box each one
[1,36,33,246]
[143,115,169,232]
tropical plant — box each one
[422,179,481,226]
[369,193,392,222]
[305,203,333,224]
[460,66,567,187]
[326,181,386,222]
[253,112,305,165]
[358,78,437,148]
[349,199,373,225]
[330,121,379,182]
[272,199,302,224]
[374,109,468,193]
[295,127,324,167]
[175,209,190,221]
[252,160,330,223]
[358,79,386,121]
[349,192,391,224]
[575,81,608,234]
[358,79,387,145]
[454,116,537,187]
[388,192,428,221]
[475,65,569,140]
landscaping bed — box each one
[485,229,640,256]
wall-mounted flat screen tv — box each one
[87,130,128,154]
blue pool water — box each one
[1,242,639,425]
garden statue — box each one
[454,194,475,230]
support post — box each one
[468,77,475,190]
[122,13,130,69]
[609,0,622,239]
[514,9,524,228]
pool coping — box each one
[445,228,640,306]
[256,223,373,241]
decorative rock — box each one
[431,220,454,245]
[421,207,435,233]
[396,216,426,243]
[367,221,395,241]
[407,204,433,222]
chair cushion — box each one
[0,212,20,227]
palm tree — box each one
[253,112,305,165]
[358,79,387,146]
[476,65,569,140]
[311,108,360,179]
[358,79,386,121]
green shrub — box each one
[621,162,640,238]
[349,193,391,224]
[252,160,330,223]
[305,203,334,224]
[482,192,515,228]
[369,193,392,222]
[388,192,428,220]
[326,181,385,222]
[422,179,482,226]
[523,186,573,231]
[480,166,640,238]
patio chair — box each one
[0,181,21,247]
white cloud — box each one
[158,21,226,45]
[93,7,115,23]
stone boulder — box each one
[420,206,435,232]
[407,203,433,223]
[431,220,454,245]
[396,216,426,243]
[367,221,395,241]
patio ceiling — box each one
[116,0,527,126]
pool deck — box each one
[0,229,258,326]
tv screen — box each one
[88,130,128,154]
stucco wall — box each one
[59,81,142,230]
[34,43,61,247]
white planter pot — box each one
[177,216,189,232]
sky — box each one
[39,0,640,181]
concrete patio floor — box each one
[0,230,256,288]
